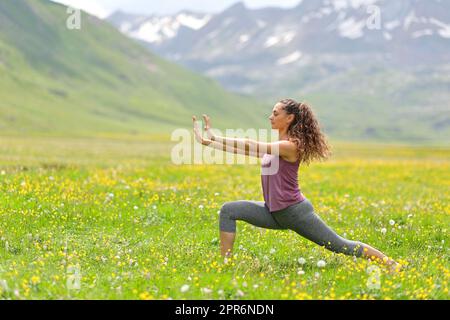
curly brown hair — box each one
[279,98,332,166]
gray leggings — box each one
[219,199,365,257]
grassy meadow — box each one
[0,135,448,300]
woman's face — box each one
[269,102,294,130]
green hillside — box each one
[0,0,268,137]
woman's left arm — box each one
[193,116,296,158]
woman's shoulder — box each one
[280,139,299,163]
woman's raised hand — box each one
[202,114,215,140]
[192,116,211,145]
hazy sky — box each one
[52,0,303,18]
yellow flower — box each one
[31,276,40,285]
[139,292,153,300]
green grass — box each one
[0,135,448,299]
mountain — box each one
[108,0,450,144]
[0,0,267,137]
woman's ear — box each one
[287,114,295,125]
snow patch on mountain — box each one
[277,51,302,65]
[177,13,211,30]
[404,10,420,31]
[338,18,366,39]
[264,31,296,47]
[412,29,434,38]
[118,13,211,44]
[239,34,250,43]
[384,20,401,30]
[429,18,450,38]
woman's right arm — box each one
[205,140,265,158]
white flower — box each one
[0,170,5,175]
[236,290,245,297]
[180,284,190,293]
[253,284,259,289]
[297,257,306,265]
[214,192,220,196]
[152,205,157,209]
[317,260,326,268]
[314,272,320,279]
[381,228,387,235]
[298,270,305,275]
[133,206,138,210]
[407,214,413,219]
[201,287,212,294]
[389,219,395,226]
[269,248,276,254]
[198,205,204,209]
[0,280,8,291]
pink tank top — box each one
[261,153,305,212]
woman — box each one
[192,98,401,272]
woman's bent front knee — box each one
[219,202,237,233]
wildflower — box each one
[201,287,212,294]
[381,228,387,235]
[198,205,204,209]
[389,219,395,226]
[180,284,190,293]
[0,280,8,291]
[139,292,153,300]
[133,206,139,210]
[236,290,245,297]
[31,276,40,285]
[297,257,306,265]
[270,248,276,254]
[298,270,305,275]
[317,260,326,268]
